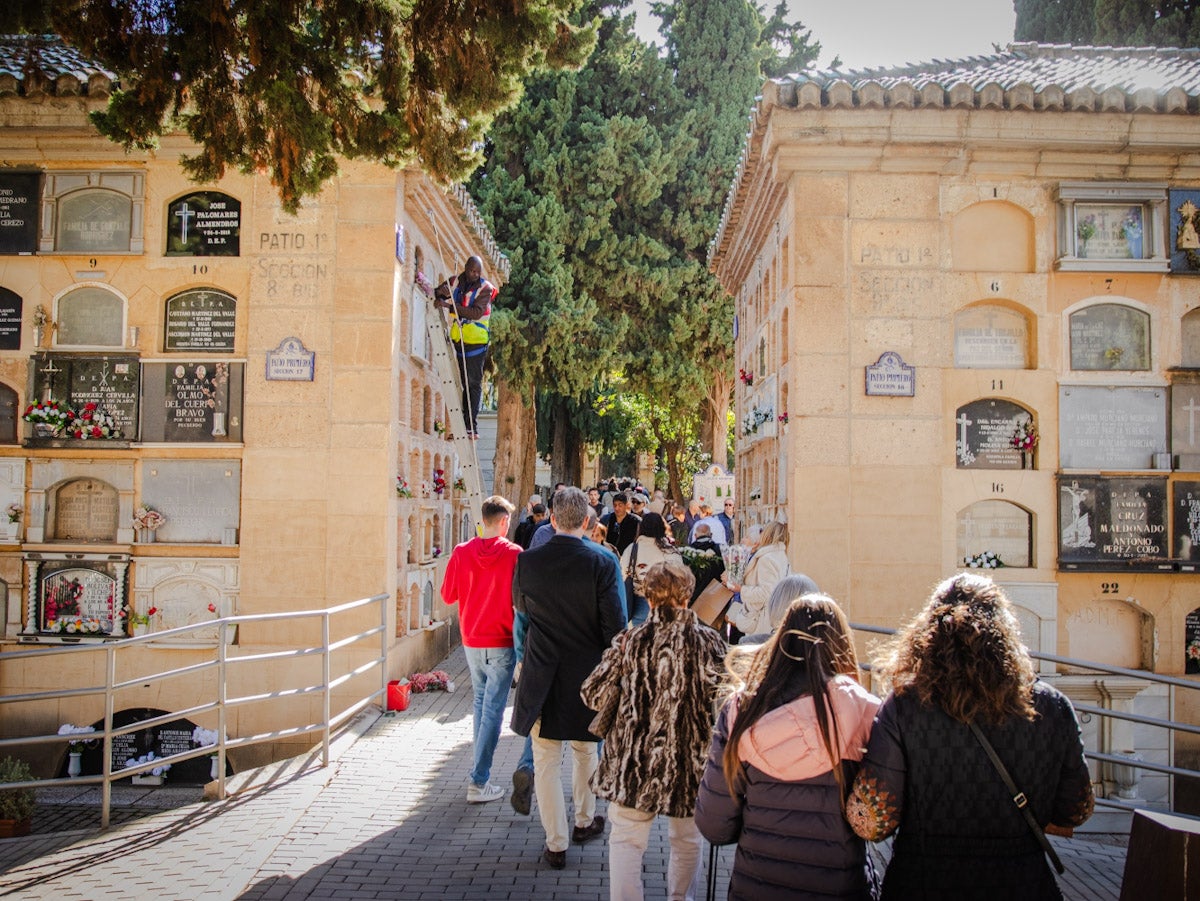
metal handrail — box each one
[0,592,389,828]
[850,620,1200,813]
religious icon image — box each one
[1061,481,1096,550]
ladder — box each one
[419,280,486,536]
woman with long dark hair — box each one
[845,572,1094,900]
[696,593,881,899]
[620,512,679,627]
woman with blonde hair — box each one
[696,594,881,899]
[846,572,1093,899]
[725,520,790,640]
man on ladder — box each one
[432,255,497,439]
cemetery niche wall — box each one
[955,398,1036,469]
[1058,476,1172,572]
[23,553,128,641]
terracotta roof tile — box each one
[0,35,115,98]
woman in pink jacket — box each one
[696,592,881,900]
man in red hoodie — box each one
[441,495,522,804]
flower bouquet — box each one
[453,477,466,493]
[680,545,720,578]
[408,670,455,693]
[432,470,447,496]
[23,398,71,434]
[721,544,755,586]
[964,550,1004,569]
[132,505,166,532]
[1189,639,1200,663]
[1011,418,1038,452]
[65,402,121,440]
[58,724,97,753]
[6,504,20,524]
[192,726,219,748]
[126,751,170,784]
[396,477,413,498]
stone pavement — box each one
[0,646,1129,900]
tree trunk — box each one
[662,436,684,505]
[550,399,583,487]
[704,368,732,469]
[493,379,537,537]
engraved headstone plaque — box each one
[1058,476,1169,570]
[1173,481,1200,564]
[0,171,39,254]
[53,478,119,541]
[954,399,1032,469]
[0,287,22,351]
[957,500,1032,568]
[142,460,241,543]
[164,290,236,352]
[56,189,132,253]
[1172,383,1200,463]
[56,287,124,347]
[165,191,241,256]
[79,710,214,783]
[1059,386,1166,470]
[139,362,243,444]
[953,305,1030,369]
[1069,303,1150,371]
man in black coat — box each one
[511,486,625,870]
[599,491,641,555]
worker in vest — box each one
[434,255,497,438]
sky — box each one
[631,0,1018,72]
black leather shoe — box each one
[510,766,533,816]
[542,846,566,869]
[571,815,605,844]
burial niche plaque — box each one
[165,192,241,256]
[0,287,22,351]
[0,171,39,254]
[1173,481,1200,565]
[164,289,236,353]
[957,499,1032,568]
[1058,476,1169,570]
[36,560,122,636]
[139,362,243,444]
[955,399,1033,469]
[953,305,1030,369]
[57,189,132,254]
[1069,303,1150,371]
[32,354,139,439]
[1059,386,1166,471]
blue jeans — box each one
[464,645,516,786]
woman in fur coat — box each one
[581,559,726,900]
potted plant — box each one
[22,398,71,438]
[132,505,166,543]
[0,756,36,837]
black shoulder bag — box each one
[968,721,1065,875]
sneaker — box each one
[571,815,605,844]
[510,766,533,816]
[542,846,566,869]
[466,781,505,804]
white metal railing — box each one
[0,592,389,828]
[851,622,1200,812]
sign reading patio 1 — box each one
[265,337,315,381]
[865,351,915,396]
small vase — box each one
[5,521,18,540]
[33,324,43,348]
[68,751,82,778]
[33,422,57,439]
[1126,234,1143,259]
[211,411,227,437]
[210,756,220,780]
[139,528,156,544]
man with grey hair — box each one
[512,487,624,869]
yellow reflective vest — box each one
[448,279,496,349]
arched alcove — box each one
[953,302,1034,369]
[1069,301,1151,371]
[954,398,1036,470]
[1182,308,1200,368]
[0,382,17,444]
[407,584,421,632]
[956,499,1032,568]
[422,386,432,433]
[55,285,125,347]
[406,515,417,564]
[49,477,120,542]
[1068,597,1154,670]
[950,201,1035,272]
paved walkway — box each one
[0,646,1129,900]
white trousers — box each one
[532,720,598,853]
[608,800,702,901]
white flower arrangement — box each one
[6,503,21,523]
[191,726,219,748]
[964,550,1004,569]
[132,505,166,531]
[58,723,97,752]
[126,751,170,777]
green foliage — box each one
[1015,0,1200,47]
[0,757,35,822]
[30,0,596,212]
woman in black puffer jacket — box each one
[696,592,881,900]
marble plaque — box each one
[56,189,132,253]
[0,287,21,351]
[53,478,119,541]
[1059,386,1166,470]
[34,354,140,438]
[953,305,1030,369]
[93,710,213,783]
[1173,383,1200,457]
[1069,303,1150,371]
[142,460,240,543]
[1058,476,1169,568]
[164,290,236,352]
[0,171,39,254]
[1173,481,1200,562]
[957,500,1032,568]
[955,399,1032,469]
[165,191,241,256]
[139,362,243,444]
[56,286,124,347]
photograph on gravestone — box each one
[0,171,39,254]
[0,287,21,351]
[138,362,243,443]
[953,305,1030,369]
[1069,303,1151,371]
[55,286,124,347]
[56,188,132,254]
[34,354,139,439]
[1074,203,1146,260]
[1173,481,1200,563]
[1186,609,1200,674]
[142,460,241,543]
[1059,386,1166,471]
[1058,476,1169,569]
[165,191,241,256]
[38,565,117,634]
[164,289,236,353]
[955,398,1033,469]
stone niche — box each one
[27,459,135,544]
[131,558,239,646]
[953,303,1033,369]
[957,499,1032,569]
[22,552,129,641]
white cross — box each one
[175,203,195,243]
[40,358,60,400]
[956,412,973,448]
[1185,396,1200,445]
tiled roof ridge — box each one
[0,33,116,98]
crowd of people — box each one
[440,485,1095,901]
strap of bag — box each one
[967,721,1065,875]
[626,540,639,579]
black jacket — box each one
[600,511,641,555]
